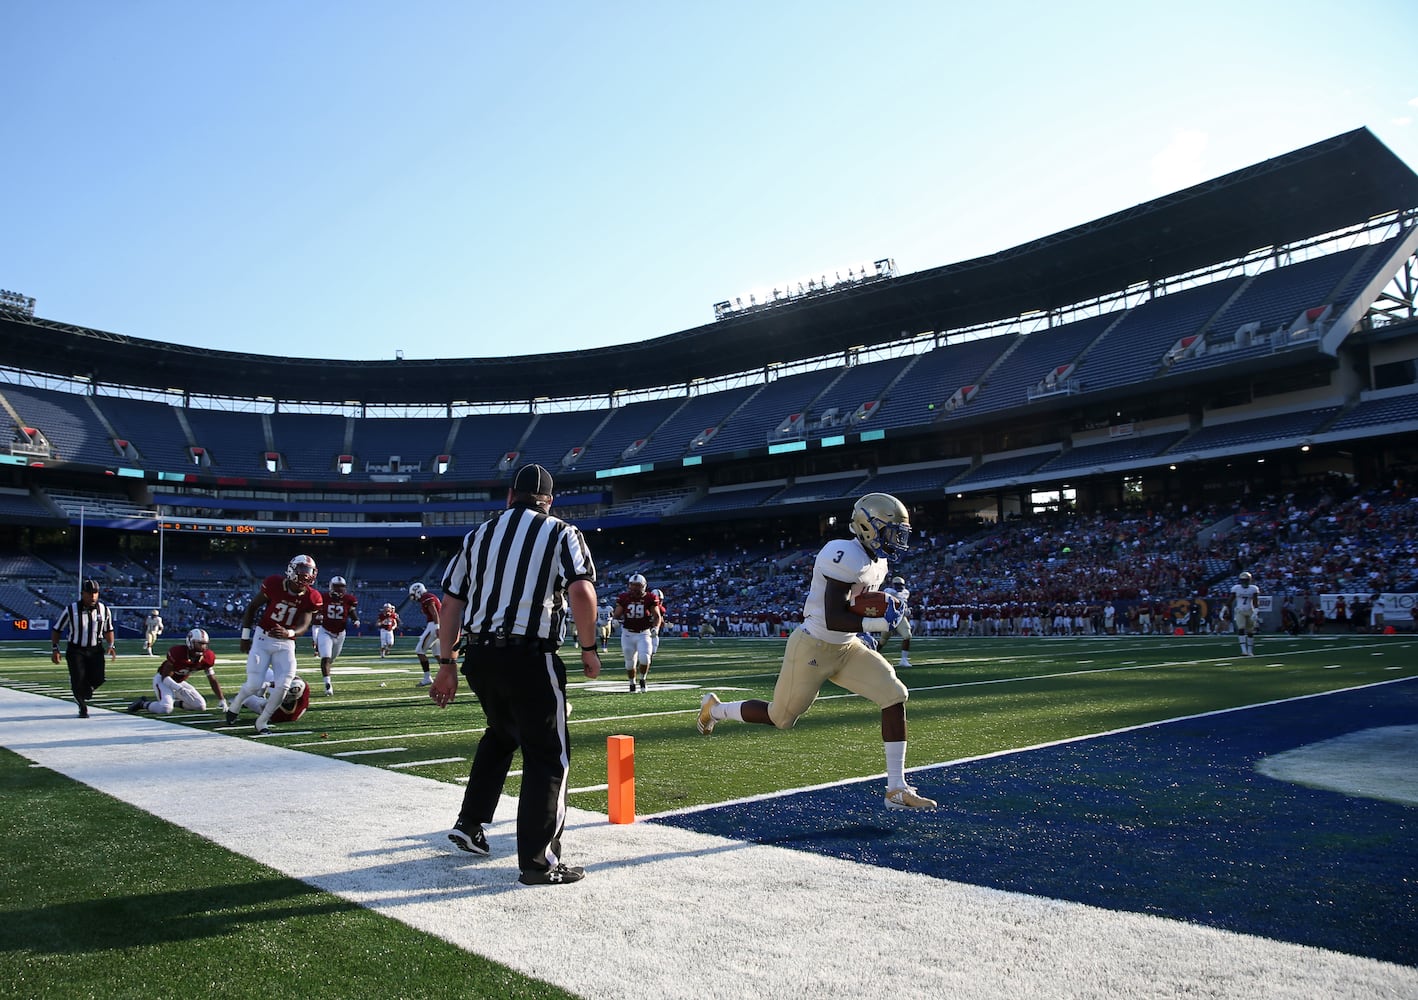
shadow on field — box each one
[1,879,360,954]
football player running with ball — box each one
[697,492,936,811]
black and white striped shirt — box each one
[441,502,597,643]
[54,600,114,648]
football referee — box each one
[50,578,116,718]
[430,463,601,886]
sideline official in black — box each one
[51,578,116,718]
[430,463,601,886]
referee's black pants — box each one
[458,645,572,875]
[66,644,107,706]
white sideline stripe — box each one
[570,783,609,793]
[334,747,409,757]
[0,687,1411,1000]
[388,757,466,769]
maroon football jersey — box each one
[318,592,359,634]
[159,644,216,683]
[615,589,663,632]
[255,575,323,634]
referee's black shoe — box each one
[518,863,585,886]
[448,819,489,856]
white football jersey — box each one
[802,537,887,643]
[1231,583,1260,611]
[884,583,910,604]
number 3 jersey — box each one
[802,538,887,643]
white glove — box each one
[218,698,229,713]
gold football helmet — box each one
[850,493,911,558]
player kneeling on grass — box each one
[128,627,227,716]
[697,492,937,811]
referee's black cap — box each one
[81,578,100,593]
[512,463,554,496]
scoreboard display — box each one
[160,521,331,536]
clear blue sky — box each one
[4,1,1415,364]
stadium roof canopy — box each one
[4,128,1417,406]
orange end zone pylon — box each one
[607,734,635,824]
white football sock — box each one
[714,700,745,723]
[885,740,907,788]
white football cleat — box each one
[885,785,937,810]
[697,692,721,735]
[416,677,434,687]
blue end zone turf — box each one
[654,680,1418,966]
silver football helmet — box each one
[329,575,347,594]
[628,574,647,593]
[286,554,317,588]
[408,582,427,600]
[186,628,209,651]
[282,676,307,712]
[850,493,911,558]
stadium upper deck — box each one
[4,128,1415,407]
[2,129,1417,535]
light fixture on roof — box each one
[0,288,36,316]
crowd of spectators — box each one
[623,479,1417,637]
[3,479,1414,639]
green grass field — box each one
[3,631,1414,998]
[5,630,1415,815]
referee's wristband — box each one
[437,657,455,665]
[579,643,599,652]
